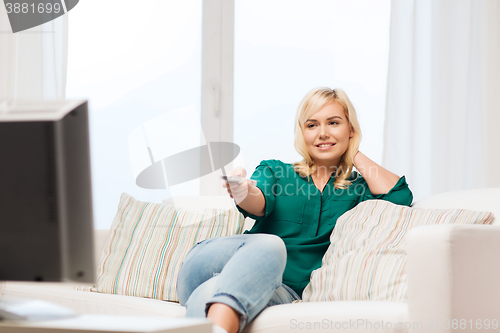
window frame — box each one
[201,0,235,196]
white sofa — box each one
[1,188,500,333]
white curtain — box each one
[0,6,68,99]
[383,0,500,202]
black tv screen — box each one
[0,100,95,283]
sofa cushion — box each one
[3,282,410,333]
[2,282,185,317]
[244,301,410,333]
[86,193,245,302]
[302,200,494,303]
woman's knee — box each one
[250,234,287,264]
[260,233,286,250]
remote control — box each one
[221,176,257,187]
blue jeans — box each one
[176,234,301,332]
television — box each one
[0,100,95,283]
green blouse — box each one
[235,159,413,297]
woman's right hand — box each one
[222,166,254,204]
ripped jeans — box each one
[176,234,301,332]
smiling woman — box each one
[177,86,413,333]
[304,105,354,190]
[294,88,361,190]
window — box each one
[66,0,202,228]
[67,0,391,228]
[234,0,391,173]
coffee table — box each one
[0,315,212,333]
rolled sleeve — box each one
[361,175,413,206]
[235,160,277,223]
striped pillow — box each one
[302,200,494,303]
[81,193,245,302]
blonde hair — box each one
[293,87,362,189]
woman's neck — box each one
[312,164,338,180]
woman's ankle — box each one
[207,303,240,333]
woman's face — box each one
[303,101,354,170]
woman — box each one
[176,87,413,333]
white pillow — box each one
[76,193,245,302]
[302,200,494,302]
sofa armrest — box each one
[406,225,500,333]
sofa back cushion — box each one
[302,199,494,303]
[82,193,245,302]
[412,188,500,225]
